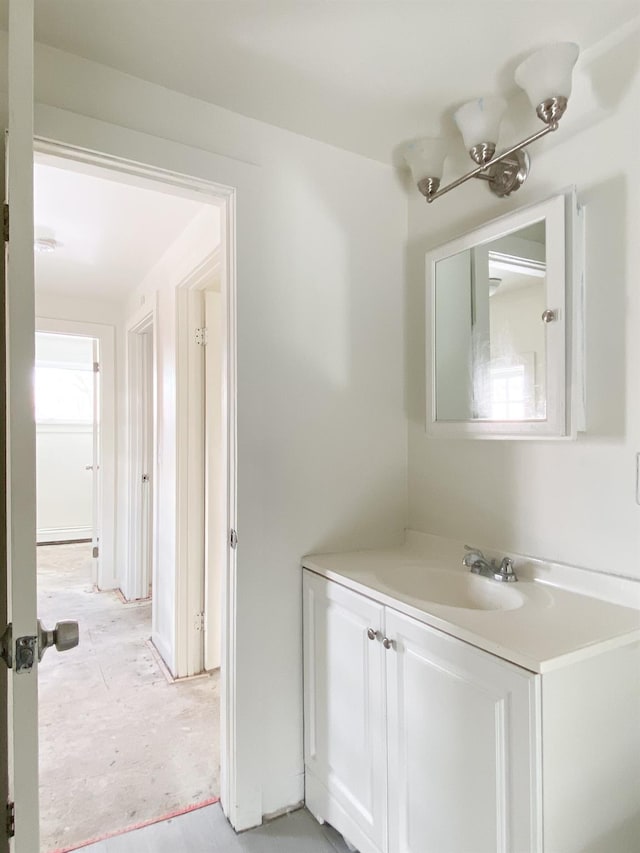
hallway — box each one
[37,543,220,852]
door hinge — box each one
[93,361,100,373]
[92,546,99,559]
[229,529,238,550]
[195,327,208,346]
[3,204,8,243]
[6,801,14,839]
[194,611,205,631]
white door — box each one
[4,1,39,850]
[385,609,541,853]
[303,572,387,853]
[139,329,153,599]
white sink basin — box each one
[376,567,524,612]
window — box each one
[35,366,94,424]
[488,363,527,420]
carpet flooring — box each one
[38,543,220,853]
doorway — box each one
[34,331,97,552]
[32,145,233,851]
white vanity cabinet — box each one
[303,571,388,853]
[385,608,539,853]
[303,570,540,853]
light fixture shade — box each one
[514,42,580,109]
[403,137,447,183]
[453,96,507,149]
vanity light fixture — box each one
[403,42,579,203]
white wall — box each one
[16,38,408,826]
[407,25,640,579]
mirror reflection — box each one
[435,220,546,422]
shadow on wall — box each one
[585,23,640,112]
[580,173,628,441]
[256,158,407,558]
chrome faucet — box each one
[462,546,518,583]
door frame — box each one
[125,305,156,602]
[32,136,238,822]
[175,248,224,678]
[34,317,117,590]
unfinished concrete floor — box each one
[37,543,219,853]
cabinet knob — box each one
[382,637,393,650]
[367,628,377,641]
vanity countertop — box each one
[302,534,640,674]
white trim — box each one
[35,317,117,589]
[219,187,238,825]
[174,250,226,678]
[36,527,92,544]
[204,290,224,673]
[175,285,206,677]
[32,135,241,826]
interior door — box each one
[3,1,39,850]
[140,329,152,598]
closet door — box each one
[385,609,541,853]
[303,571,387,853]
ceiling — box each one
[17,0,640,162]
[34,159,213,301]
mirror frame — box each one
[426,190,584,439]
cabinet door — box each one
[304,571,387,852]
[385,609,541,853]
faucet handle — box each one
[462,545,485,568]
[464,544,484,557]
[498,556,518,581]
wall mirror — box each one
[426,191,584,438]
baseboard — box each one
[37,526,92,544]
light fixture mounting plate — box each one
[488,149,530,198]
